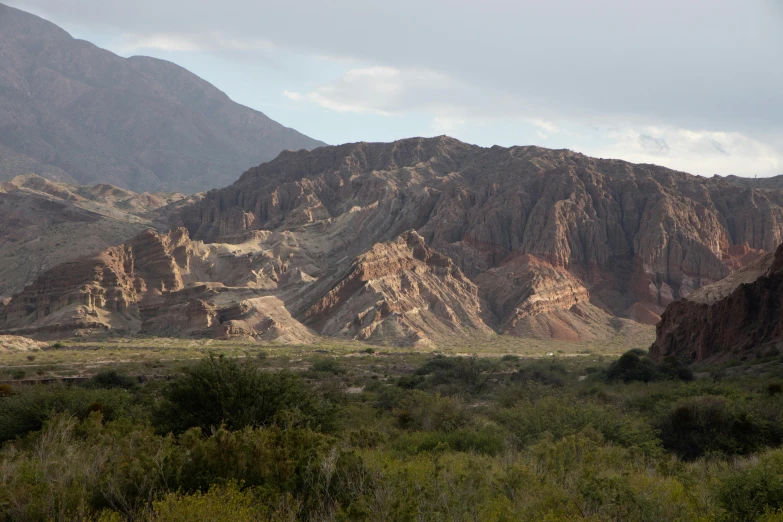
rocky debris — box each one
[0,4,323,193]
[650,246,783,362]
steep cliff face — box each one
[179,136,783,333]
[303,231,493,346]
[650,247,783,362]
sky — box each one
[7,0,783,177]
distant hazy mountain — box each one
[0,3,325,193]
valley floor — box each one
[1,333,782,521]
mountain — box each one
[650,244,783,363]
[0,174,194,298]
[4,137,783,345]
[0,3,324,193]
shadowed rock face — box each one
[5,137,783,345]
[650,245,783,363]
[0,3,324,193]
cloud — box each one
[112,31,276,54]
[114,33,203,53]
[589,126,782,177]
[282,66,466,116]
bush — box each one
[413,355,494,394]
[657,396,783,459]
[151,482,269,521]
[0,384,133,442]
[718,449,783,521]
[87,370,138,390]
[392,427,506,456]
[606,351,693,383]
[0,383,14,397]
[156,355,340,434]
[308,359,346,375]
[512,360,567,387]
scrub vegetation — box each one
[1,349,783,521]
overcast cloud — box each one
[6,0,783,176]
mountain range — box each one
[3,5,783,357]
[0,3,324,193]
[4,136,783,347]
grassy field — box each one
[0,327,655,382]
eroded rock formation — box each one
[650,246,783,362]
[6,137,783,345]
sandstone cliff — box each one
[303,231,493,346]
[650,246,783,362]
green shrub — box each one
[174,425,327,494]
[392,427,506,455]
[308,359,346,375]
[607,351,693,383]
[393,390,470,432]
[0,384,133,442]
[0,383,14,397]
[156,355,340,434]
[718,449,783,521]
[657,396,783,459]
[512,360,568,387]
[413,355,494,394]
[151,482,270,521]
[87,370,138,390]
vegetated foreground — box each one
[1,342,783,521]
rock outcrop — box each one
[0,174,194,297]
[650,246,783,363]
[304,231,492,346]
[0,227,317,342]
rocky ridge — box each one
[5,137,783,346]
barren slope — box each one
[0,174,193,297]
[0,3,324,192]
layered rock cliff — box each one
[179,136,783,337]
[303,231,493,346]
[650,246,783,362]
